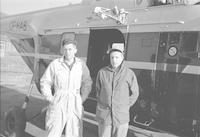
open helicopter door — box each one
[87,28,126,79]
[84,27,128,112]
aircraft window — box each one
[13,38,35,57]
[169,32,180,45]
[126,32,159,62]
[40,35,62,55]
[22,38,35,49]
[76,34,89,57]
[181,32,198,53]
[178,32,198,65]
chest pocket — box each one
[54,69,68,89]
[54,62,83,90]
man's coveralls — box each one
[40,57,92,137]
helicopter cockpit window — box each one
[169,32,180,45]
[179,32,198,65]
[181,32,198,53]
[40,34,62,56]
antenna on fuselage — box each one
[94,6,128,25]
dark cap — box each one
[62,39,77,47]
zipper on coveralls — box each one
[68,70,70,89]
[111,71,115,126]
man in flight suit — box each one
[40,39,92,137]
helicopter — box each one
[0,0,200,136]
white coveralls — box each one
[40,57,92,137]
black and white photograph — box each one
[1,0,200,137]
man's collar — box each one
[59,56,65,62]
[108,61,124,72]
[59,56,77,70]
[59,56,77,63]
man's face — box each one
[110,51,124,69]
[62,43,77,60]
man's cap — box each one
[109,43,124,54]
[62,39,77,47]
[61,33,77,46]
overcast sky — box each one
[1,0,82,15]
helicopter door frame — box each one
[86,26,129,79]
